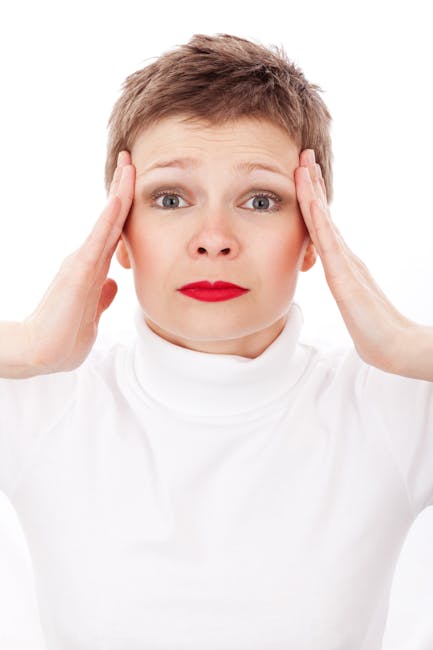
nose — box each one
[188,213,240,259]
[198,245,231,256]
[192,236,239,259]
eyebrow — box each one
[138,157,294,184]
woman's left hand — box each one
[294,148,414,375]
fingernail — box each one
[117,151,124,166]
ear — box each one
[300,240,317,272]
[115,237,132,269]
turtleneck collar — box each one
[130,302,309,417]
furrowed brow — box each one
[138,157,294,184]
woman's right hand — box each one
[21,150,136,375]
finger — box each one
[76,194,122,274]
[310,199,342,259]
[299,150,328,209]
[108,165,123,199]
[309,199,375,304]
[315,163,328,204]
[62,159,134,328]
[299,164,349,252]
[298,151,323,208]
[296,166,322,250]
[306,159,328,213]
[312,169,327,210]
[100,163,135,258]
[298,155,381,300]
[114,162,135,224]
[80,164,135,325]
[65,191,122,294]
[40,160,131,343]
[109,151,129,199]
[83,162,135,268]
[309,200,356,291]
[302,168,365,283]
[297,166,349,283]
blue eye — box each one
[243,193,281,212]
[152,192,188,209]
[151,189,282,212]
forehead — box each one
[131,117,299,181]
[131,115,299,170]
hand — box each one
[294,149,412,374]
[22,151,136,375]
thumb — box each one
[96,278,118,323]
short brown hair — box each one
[104,33,334,203]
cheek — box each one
[127,224,176,278]
[266,248,298,283]
[132,239,165,275]
[263,224,306,276]
[123,211,153,265]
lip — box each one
[179,280,248,290]
[177,280,250,303]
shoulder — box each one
[296,333,370,395]
[298,333,433,430]
[0,331,132,426]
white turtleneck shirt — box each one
[1,301,432,650]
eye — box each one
[150,188,283,212]
[152,190,188,210]
[242,191,281,213]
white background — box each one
[0,0,433,647]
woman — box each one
[1,33,432,649]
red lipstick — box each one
[178,280,250,302]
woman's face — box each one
[116,115,316,358]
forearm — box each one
[0,321,37,379]
[392,323,433,381]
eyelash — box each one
[150,188,283,213]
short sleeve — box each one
[359,364,433,517]
[0,370,78,499]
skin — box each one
[18,115,431,380]
[115,115,317,358]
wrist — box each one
[0,320,40,379]
[392,321,433,381]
